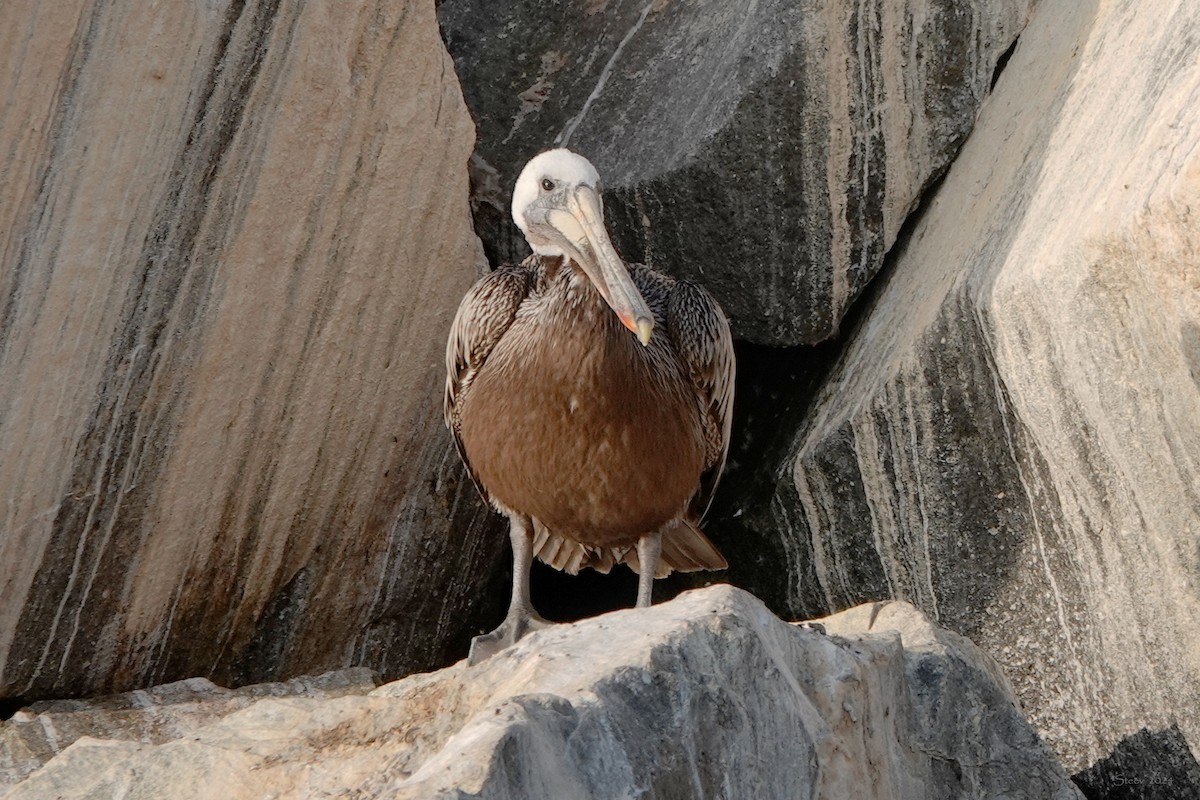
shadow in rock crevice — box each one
[1073,726,1200,800]
[0,696,31,722]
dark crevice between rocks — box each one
[466,152,523,271]
[1073,725,1200,800]
[990,33,1020,91]
[652,338,843,610]
[0,696,31,721]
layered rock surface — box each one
[0,586,1082,799]
[0,0,497,700]
[439,0,1030,344]
[774,0,1200,786]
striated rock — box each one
[439,0,1030,344]
[775,0,1200,787]
[0,586,1082,799]
[0,0,497,701]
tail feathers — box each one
[532,519,617,575]
[531,517,727,578]
[658,517,728,573]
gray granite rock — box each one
[0,0,498,701]
[773,0,1200,789]
[439,0,1030,344]
[0,586,1082,799]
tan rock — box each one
[0,669,379,787]
[0,0,490,699]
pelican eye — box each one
[541,178,555,192]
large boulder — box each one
[0,0,498,701]
[774,0,1200,788]
[0,586,1083,799]
[439,0,1030,344]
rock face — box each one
[438,0,1030,344]
[774,0,1200,786]
[0,586,1083,799]
[0,0,498,700]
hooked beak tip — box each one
[617,313,654,345]
[636,317,654,346]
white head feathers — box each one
[511,149,602,256]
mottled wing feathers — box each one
[666,279,736,522]
[444,265,534,502]
[447,258,733,576]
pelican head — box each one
[512,149,654,345]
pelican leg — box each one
[635,530,663,608]
[468,513,550,665]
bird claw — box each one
[468,612,551,665]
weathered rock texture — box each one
[0,668,380,788]
[439,0,1030,344]
[0,0,498,700]
[0,586,1083,799]
[774,0,1200,786]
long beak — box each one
[546,186,655,345]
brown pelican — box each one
[445,148,734,663]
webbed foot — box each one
[468,611,551,665]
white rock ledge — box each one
[0,585,1081,799]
